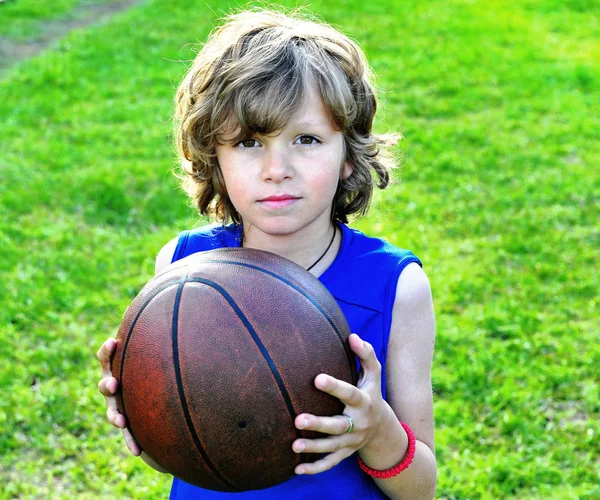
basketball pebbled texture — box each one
[112,248,357,492]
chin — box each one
[245,219,303,238]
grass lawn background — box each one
[0,0,598,498]
[0,0,128,40]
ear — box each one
[340,162,353,181]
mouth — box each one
[257,194,300,209]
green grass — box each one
[0,0,123,40]
[1,0,598,498]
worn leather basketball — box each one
[112,248,356,492]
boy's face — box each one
[215,84,352,240]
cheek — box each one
[216,150,240,193]
[221,175,245,208]
[312,163,343,200]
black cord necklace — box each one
[306,226,337,271]
[240,225,337,271]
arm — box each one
[361,262,437,499]
[97,237,179,473]
[291,262,437,499]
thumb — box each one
[349,333,382,378]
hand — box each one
[97,338,142,456]
[292,333,392,475]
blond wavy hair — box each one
[174,8,398,224]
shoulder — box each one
[335,225,422,282]
[154,223,242,274]
[325,225,422,316]
[342,226,422,281]
[388,262,435,375]
[391,262,435,348]
[155,237,179,275]
[395,262,433,311]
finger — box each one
[97,338,116,376]
[349,335,381,384]
[349,334,381,372]
[98,376,118,396]
[295,414,354,436]
[295,448,353,475]
[314,374,364,407]
[123,428,142,456]
[293,432,354,454]
[106,408,142,456]
[107,406,126,428]
[101,379,125,429]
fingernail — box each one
[294,442,305,453]
[296,467,305,475]
[297,418,307,429]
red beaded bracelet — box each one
[357,421,416,478]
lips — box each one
[259,194,299,202]
[257,194,300,209]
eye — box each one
[236,139,260,148]
[296,135,320,145]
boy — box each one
[98,8,437,499]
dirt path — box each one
[0,0,143,72]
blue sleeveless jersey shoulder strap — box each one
[321,223,422,328]
[171,223,243,263]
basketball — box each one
[112,248,357,492]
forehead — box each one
[218,82,337,139]
[289,84,335,128]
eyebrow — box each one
[291,120,328,128]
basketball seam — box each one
[173,279,241,492]
[195,259,357,385]
[119,282,183,451]
[184,277,304,455]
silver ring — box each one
[342,414,354,434]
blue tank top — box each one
[169,222,421,500]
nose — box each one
[261,147,293,183]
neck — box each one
[241,221,339,273]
